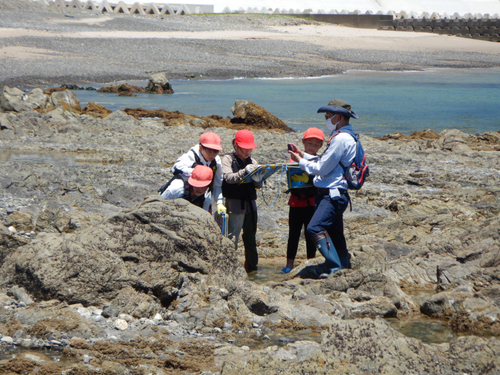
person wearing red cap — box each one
[171,132,226,214]
[282,127,324,274]
[222,129,260,272]
[160,165,213,211]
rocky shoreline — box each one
[1,1,500,373]
[0,85,499,373]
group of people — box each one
[160,99,360,278]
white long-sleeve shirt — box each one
[171,145,224,205]
[299,125,356,198]
[160,178,212,212]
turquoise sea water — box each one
[73,68,500,137]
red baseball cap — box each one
[199,132,222,151]
[303,127,324,141]
[188,165,213,188]
[234,129,257,149]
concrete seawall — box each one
[291,14,500,43]
[46,0,500,42]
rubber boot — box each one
[312,231,342,278]
[339,252,351,269]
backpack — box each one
[333,129,369,190]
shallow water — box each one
[72,68,500,137]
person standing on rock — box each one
[288,99,358,278]
[282,127,325,274]
[222,129,260,272]
[171,132,226,215]
[160,165,214,211]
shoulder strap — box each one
[192,149,217,173]
[333,129,358,142]
[191,149,201,168]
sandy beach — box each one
[1,1,500,88]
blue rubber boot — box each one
[339,253,351,269]
[312,231,342,278]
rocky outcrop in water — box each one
[97,73,174,96]
[147,72,174,94]
[0,88,499,373]
[231,99,294,132]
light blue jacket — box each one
[299,125,356,198]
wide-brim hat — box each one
[317,105,359,119]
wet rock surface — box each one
[0,90,499,373]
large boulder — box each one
[231,100,294,132]
[146,72,174,94]
[49,89,82,112]
[0,86,49,112]
[0,196,242,306]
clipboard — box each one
[240,164,284,184]
[286,163,313,189]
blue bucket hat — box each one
[317,105,359,119]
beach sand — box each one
[1,2,500,88]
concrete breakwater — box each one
[47,0,214,15]
[392,16,500,42]
[46,0,500,43]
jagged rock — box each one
[433,128,474,152]
[104,286,161,319]
[97,83,146,94]
[81,102,113,119]
[0,86,49,112]
[4,211,33,232]
[231,100,294,132]
[146,72,174,94]
[49,89,82,113]
[8,285,34,305]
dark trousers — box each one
[242,210,258,270]
[306,193,349,259]
[228,209,258,270]
[287,206,316,260]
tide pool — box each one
[72,68,500,137]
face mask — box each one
[325,117,340,132]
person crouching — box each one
[160,165,214,211]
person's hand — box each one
[244,164,257,174]
[217,204,226,215]
[291,172,309,183]
[289,150,302,163]
[288,144,304,157]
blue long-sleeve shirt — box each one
[298,125,356,198]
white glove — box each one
[244,164,257,174]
